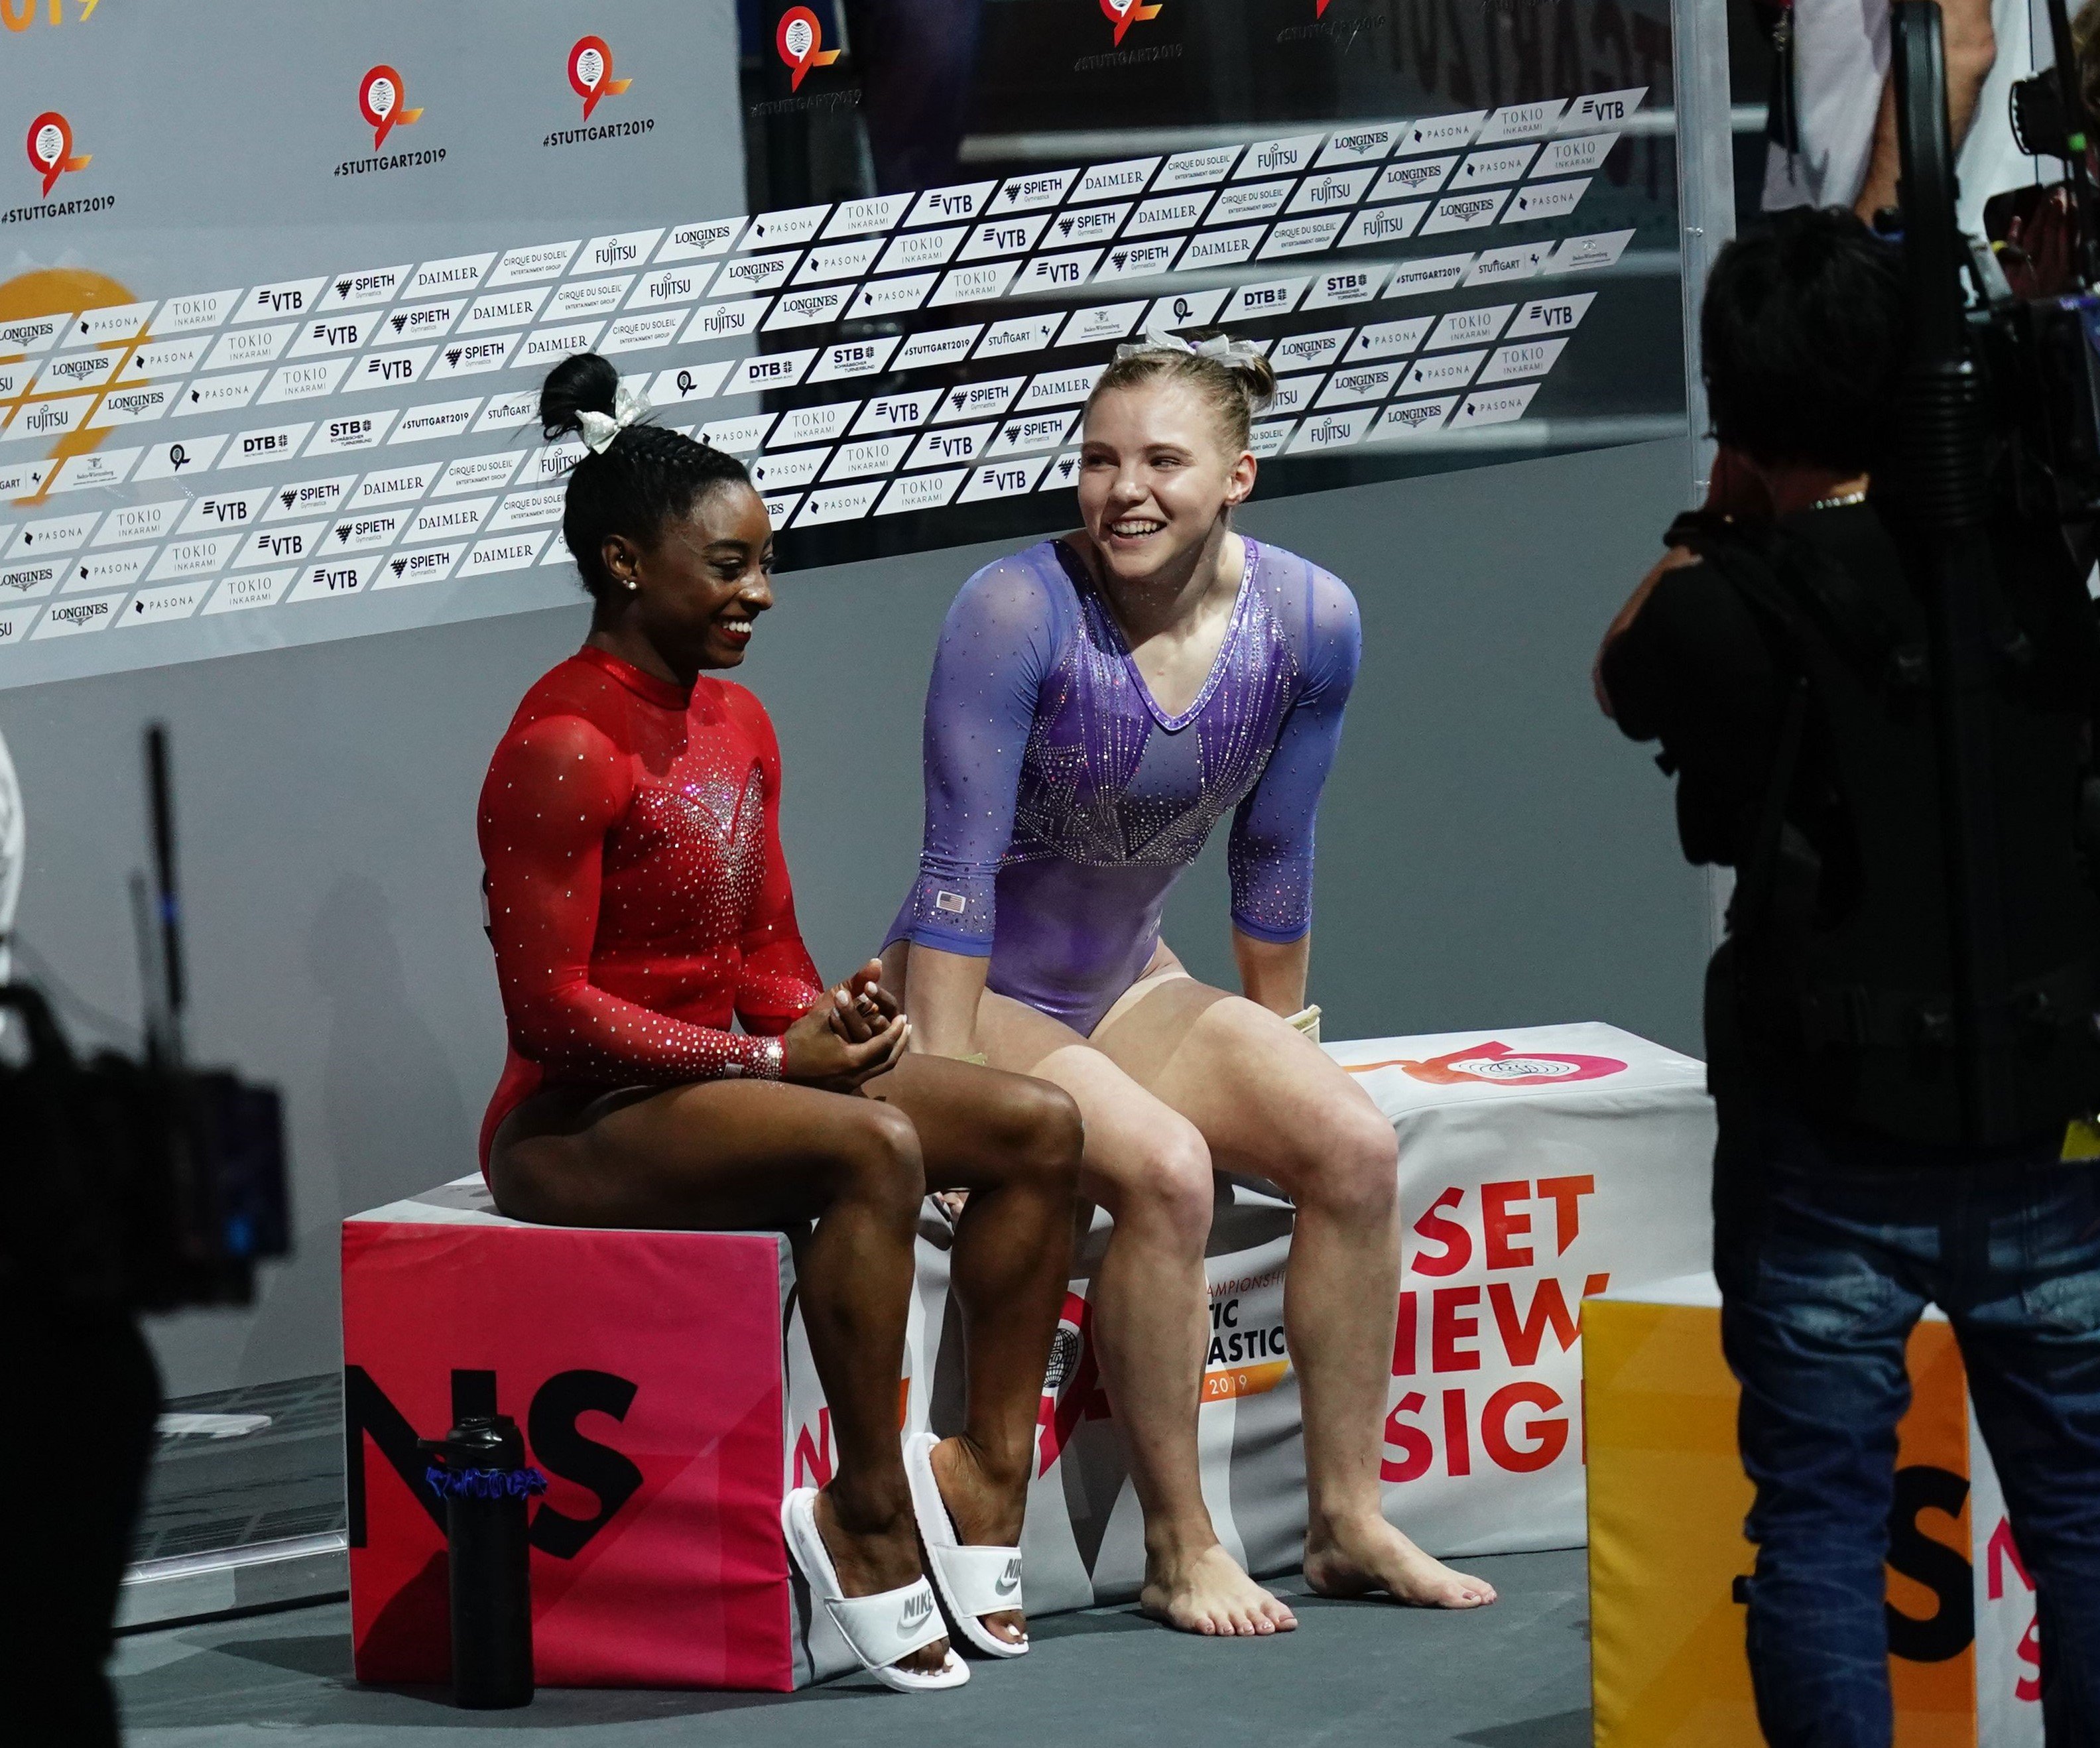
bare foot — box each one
[928,1434,1028,1648]
[814,1487,953,1676]
[1139,1541,1298,1637]
[1303,1515,1497,1609]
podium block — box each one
[1586,1273,2044,1747]
[343,1174,1295,1690]
[1333,1023,1716,1555]
[341,1022,1723,1691]
[342,1182,802,1690]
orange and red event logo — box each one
[775,7,841,91]
[1346,1040,1629,1086]
[1101,0,1163,44]
[568,36,631,120]
[25,111,89,198]
[357,65,422,151]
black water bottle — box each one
[419,1414,543,1709]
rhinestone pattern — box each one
[477,645,823,1166]
[893,536,1361,1034]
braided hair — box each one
[538,353,753,601]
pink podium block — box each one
[342,1178,800,1691]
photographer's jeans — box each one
[1715,1095,2100,1747]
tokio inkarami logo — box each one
[1101,0,1163,44]
[568,35,631,119]
[25,111,89,197]
[775,7,841,91]
[357,65,422,150]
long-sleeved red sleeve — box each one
[725,689,826,1036]
[479,710,792,1086]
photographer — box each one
[1595,207,2100,1743]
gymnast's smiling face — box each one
[605,479,775,674]
[1078,377,1257,590]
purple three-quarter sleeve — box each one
[1226,560,1362,943]
[903,554,1069,955]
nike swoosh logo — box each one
[993,1576,1020,1596]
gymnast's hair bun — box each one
[538,351,622,443]
[1221,346,1277,416]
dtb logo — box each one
[344,1365,641,1558]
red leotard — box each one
[476,644,825,1174]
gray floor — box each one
[112,1550,1589,1747]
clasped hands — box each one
[780,958,910,1090]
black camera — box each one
[0,726,288,1312]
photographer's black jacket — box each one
[1601,499,2100,1142]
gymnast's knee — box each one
[1003,1078,1085,1188]
[1116,1121,1215,1251]
[1290,1099,1398,1225]
[833,1101,927,1227]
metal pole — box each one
[1670,0,1740,950]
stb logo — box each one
[25,111,89,198]
[1100,0,1163,44]
[568,34,631,120]
[775,6,841,91]
[358,64,422,150]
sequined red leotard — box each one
[476,644,825,1173]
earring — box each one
[624,579,639,592]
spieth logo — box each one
[25,110,90,197]
[1101,0,1163,44]
[775,6,841,91]
[1391,1041,1629,1086]
[568,35,631,119]
[358,65,423,149]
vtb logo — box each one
[1101,0,1163,44]
[345,1365,642,1558]
[775,6,841,92]
[357,64,422,150]
[25,111,89,197]
[568,35,631,120]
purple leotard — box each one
[889,536,1361,1036]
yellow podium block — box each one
[1585,1277,2042,1748]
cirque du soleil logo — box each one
[25,111,89,197]
[774,7,841,91]
[568,35,631,119]
[1101,0,1164,44]
[357,64,423,150]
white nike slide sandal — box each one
[903,1431,1028,1658]
[780,1487,968,1692]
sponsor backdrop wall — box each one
[0,0,1678,684]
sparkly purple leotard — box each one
[890,536,1361,1036]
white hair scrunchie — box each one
[1112,327,1268,369]
[574,381,653,455]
